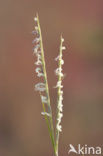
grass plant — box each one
[32,14,66,156]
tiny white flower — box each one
[55,68,62,75]
[58,103,63,112]
[59,90,63,95]
[41,112,51,117]
[60,72,64,77]
[56,124,62,132]
[55,52,63,61]
[58,112,63,120]
[59,94,63,101]
[58,102,63,110]
[55,55,60,61]
[35,26,38,30]
[57,80,62,86]
[35,67,44,77]
[35,59,42,65]
[35,83,46,92]
[32,38,40,44]
[35,54,42,65]
[41,96,48,104]
[61,38,64,42]
[61,59,64,65]
[33,44,40,53]
[62,46,66,50]
[34,53,41,59]
[34,17,37,21]
[54,81,63,88]
[57,113,63,123]
[32,30,37,35]
[35,67,41,72]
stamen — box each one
[35,67,44,77]
[32,38,40,44]
[41,96,48,104]
[56,124,62,132]
[62,46,66,50]
[41,112,51,117]
[34,17,37,21]
[35,83,46,92]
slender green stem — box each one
[42,103,56,153]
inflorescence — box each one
[32,14,66,156]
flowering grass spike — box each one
[32,14,66,156]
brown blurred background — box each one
[0,0,103,156]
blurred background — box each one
[0,0,103,155]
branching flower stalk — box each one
[32,14,66,156]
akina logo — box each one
[68,144,102,155]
